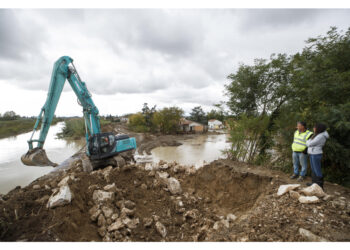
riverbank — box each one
[0,118,62,139]
[0,158,349,241]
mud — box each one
[0,158,349,242]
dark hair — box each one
[314,123,327,136]
[297,121,307,128]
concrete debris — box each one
[300,184,326,198]
[47,185,73,209]
[108,219,124,232]
[155,221,167,238]
[289,190,301,199]
[33,184,41,190]
[164,177,182,195]
[299,228,328,242]
[277,184,300,196]
[103,183,117,192]
[298,195,320,204]
[92,190,115,203]
[226,213,237,222]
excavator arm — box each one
[21,56,136,167]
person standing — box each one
[291,121,313,181]
[306,123,329,189]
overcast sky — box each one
[0,9,349,117]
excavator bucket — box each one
[21,148,58,167]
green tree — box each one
[189,106,207,124]
[128,112,148,132]
[152,107,184,134]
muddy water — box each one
[0,122,84,194]
[150,134,230,168]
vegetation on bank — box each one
[224,27,350,187]
[57,118,111,139]
[0,111,61,139]
[128,104,184,134]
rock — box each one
[165,177,182,195]
[89,205,101,221]
[334,191,341,196]
[226,213,237,222]
[33,184,40,190]
[98,227,107,237]
[213,220,230,230]
[143,217,153,227]
[97,214,106,227]
[92,190,115,203]
[102,206,114,218]
[299,195,320,204]
[44,185,50,190]
[160,164,169,170]
[141,183,148,190]
[157,172,169,179]
[277,184,300,196]
[103,183,117,192]
[124,200,136,209]
[184,209,199,220]
[299,228,327,242]
[289,190,301,199]
[57,175,74,187]
[120,207,135,218]
[123,217,139,229]
[323,194,333,201]
[47,185,73,208]
[111,213,119,221]
[300,184,326,198]
[108,219,124,231]
[155,221,167,238]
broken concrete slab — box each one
[47,185,73,209]
[92,190,115,203]
[165,177,182,195]
[277,184,300,196]
[299,195,320,204]
[300,184,326,198]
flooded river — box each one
[0,125,230,194]
[0,122,84,194]
[150,133,230,168]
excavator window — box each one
[88,132,117,160]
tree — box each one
[152,107,183,134]
[128,113,148,132]
[1,111,19,120]
[142,103,157,128]
[189,106,207,124]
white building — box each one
[208,119,223,130]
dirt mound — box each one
[0,159,349,242]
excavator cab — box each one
[88,133,136,160]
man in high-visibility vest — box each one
[291,121,313,181]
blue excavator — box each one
[21,56,137,167]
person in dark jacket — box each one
[306,123,329,189]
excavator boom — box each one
[21,56,136,167]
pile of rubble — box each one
[0,159,349,242]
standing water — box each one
[0,122,84,194]
[150,133,230,168]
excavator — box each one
[21,56,137,168]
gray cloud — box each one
[0,9,350,116]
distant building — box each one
[120,117,129,123]
[179,118,207,133]
[208,119,223,130]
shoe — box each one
[306,182,313,186]
[290,174,298,179]
[297,176,305,182]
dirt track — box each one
[0,158,349,242]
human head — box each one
[297,121,306,132]
[313,123,327,135]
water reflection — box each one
[0,122,84,194]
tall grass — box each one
[57,118,85,139]
[0,118,61,139]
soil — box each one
[0,158,349,242]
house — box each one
[179,118,207,133]
[120,117,129,123]
[208,119,223,130]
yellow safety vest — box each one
[292,130,313,152]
